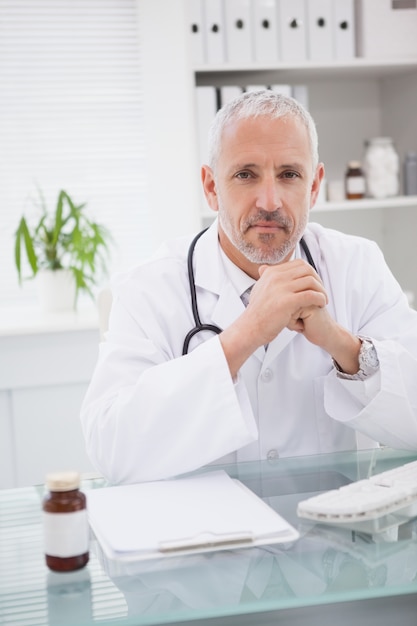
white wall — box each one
[381,69,417,297]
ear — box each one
[201,165,219,213]
[309,163,325,210]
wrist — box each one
[333,336,380,381]
[220,317,258,377]
[328,328,362,375]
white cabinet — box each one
[193,58,417,300]
[0,308,100,488]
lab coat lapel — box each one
[212,283,266,363]
[192,220,223,296]
[264,327,297,366]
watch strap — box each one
[333,336,380,381]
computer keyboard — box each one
[297,460,417,530]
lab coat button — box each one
[261,368,273,382]
[267,449,279,461]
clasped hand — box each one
[220,259,361,378]
[246,259,333,349]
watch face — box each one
[360,340,379,370]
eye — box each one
[235,170,253,180]
[281,171,300,179]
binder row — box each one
[195,83,309,169]
[187,0,356,67]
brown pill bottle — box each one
[345,160,366,200]
[42,471,89,572]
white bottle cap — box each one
[46,471,80,491]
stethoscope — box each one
[182,228,318,355]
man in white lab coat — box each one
[81,90,417,485]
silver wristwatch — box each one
[334,336,380,381]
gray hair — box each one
[207,89,319,173]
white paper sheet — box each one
[87,470,299,562]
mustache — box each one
[244,210,293,231]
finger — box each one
[287,318,305,333]
[259,259,320,282]
[282,275,328,306]
[292,291,328,312]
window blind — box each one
[0,0,152,307]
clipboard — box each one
[86,470,299,562]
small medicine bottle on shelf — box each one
[345,161,365,200]
[42,471,89,572]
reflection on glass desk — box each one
[1,448,417,626]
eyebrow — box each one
[229,161,306,174]
[276,162,306,172]
[230,162,257,171]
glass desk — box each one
[1,448,417,626]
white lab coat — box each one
[81,221,417,484]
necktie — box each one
[241,286,253,307]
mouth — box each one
[244,211,292,235]
[251,221,284,230]
[248,221,290,236]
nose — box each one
[255,175,283,212]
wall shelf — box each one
[201,196,417,221]
[312,195,417,213]
[195,57,417,82]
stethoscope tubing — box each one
[183,228,220,355]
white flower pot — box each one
[36,269,77,312]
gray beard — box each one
[218,207,307,265]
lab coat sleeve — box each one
[325,338,417,449]
[81,321,258,485]
[317,227,417,450]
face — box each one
[202,115,324,278]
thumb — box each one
[258,264,269,278]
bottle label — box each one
[43,510,89,558]
[346,176,365,194]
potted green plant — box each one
[14,189,111,311]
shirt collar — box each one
[218,246,255,297]
[218,240,299,297]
